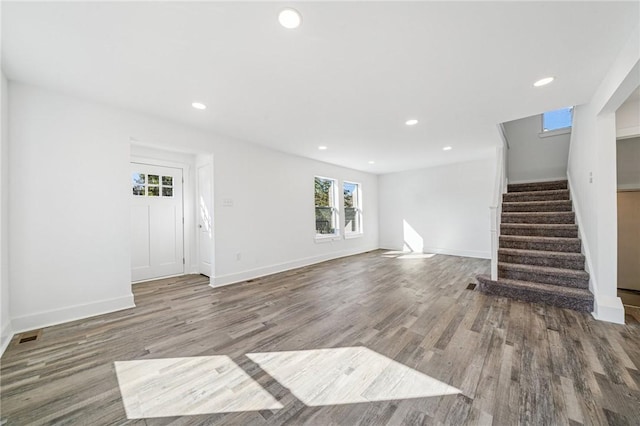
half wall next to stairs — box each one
[478,179,594,312]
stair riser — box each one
[498,253,585,270]
[500,227,578,238]
[498,268,589,289]
[503,191,570,202]
[507,181,568,192]
[502,202,572,213]
[501,213,575,224]
[477,279,593,312]
[500,238,581,253]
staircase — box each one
[477,179,594,312]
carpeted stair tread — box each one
[507,180,568,193]
[498,262,589,288]
[503,189,570,202]
[498,248,585,270]
[476,274,593,312]
[500,235,581,253]
[500,223,579,238]
[502,200,573,213]
[501,211,575,224]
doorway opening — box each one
[615,87,640,308]
[130,143,214,284]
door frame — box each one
[131,156,189,283]
[196,155,215,281]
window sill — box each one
[344,232,363,239]
[315,234,341,243]
[539,127,571,138]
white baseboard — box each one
[10,294,136,333]
[508,176,567,184]
[0,320,13,358]
[421,246,491,259]
[592,296,625,324]
[377,244,490,260]
[212,246,379,288]
[567,174,625,324]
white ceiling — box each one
[2,1,638,174]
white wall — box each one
[378,157,495,259]
[8,82,379,332]
[617,137,640,190]
[568,24,639,324]
[616,91,640,139]
[1,70,11,353]
[503,114,570,183]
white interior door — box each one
[131,163,184,282]
[198,163,213,277]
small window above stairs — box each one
[477,180,594,312]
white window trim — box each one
[343,180,363,237]
[538,127,571,138]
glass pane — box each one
[148,186,160,196]
[315,207,335,234]
[543,107,573,132]
[344,182,357,208]
[132,173,145,185]
[162,176,173,186]
[345,207,357,231]
[315,177,333,207]
[132,185,145,196]
[148,174,160,185]
[162,187,173,197]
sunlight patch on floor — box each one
[382,250,436,260]
[247,346,460,406]
[114,356,283,419]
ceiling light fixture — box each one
[533,77,554,87]
[318,146,327,150]
[405,119,419,126]
[192,102,207,110]
[442,146,452,151]
[368,161,375,164]
[279,8,302,29]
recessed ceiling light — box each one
[442,146,452,151]
[405,119,419,126]
[279,8,302,29]
[368,161,375,164]
[533,77,554,87]
[192,102,207,110]
[318,146,327,150]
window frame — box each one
[343,180,363,238]
[314,176,340,241]
[540,107,573,138]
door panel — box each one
[198,163,213,277]
[618,191,640,291]
[131,163,184,282]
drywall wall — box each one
[8,82,379,331]
[617,137,640,190]
[616,90,640,138]
[1,70,11,353]
[378,157,495,259]
[503,114,570,183]
[568,24,639,324]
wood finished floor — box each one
[1,250,639,425]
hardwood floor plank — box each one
[1,251,638,424]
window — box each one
[542,107,573,132]
[315,176,339,237]
[132,172,174,197]
[344,181,362,236]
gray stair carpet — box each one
[477,179,594,312]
